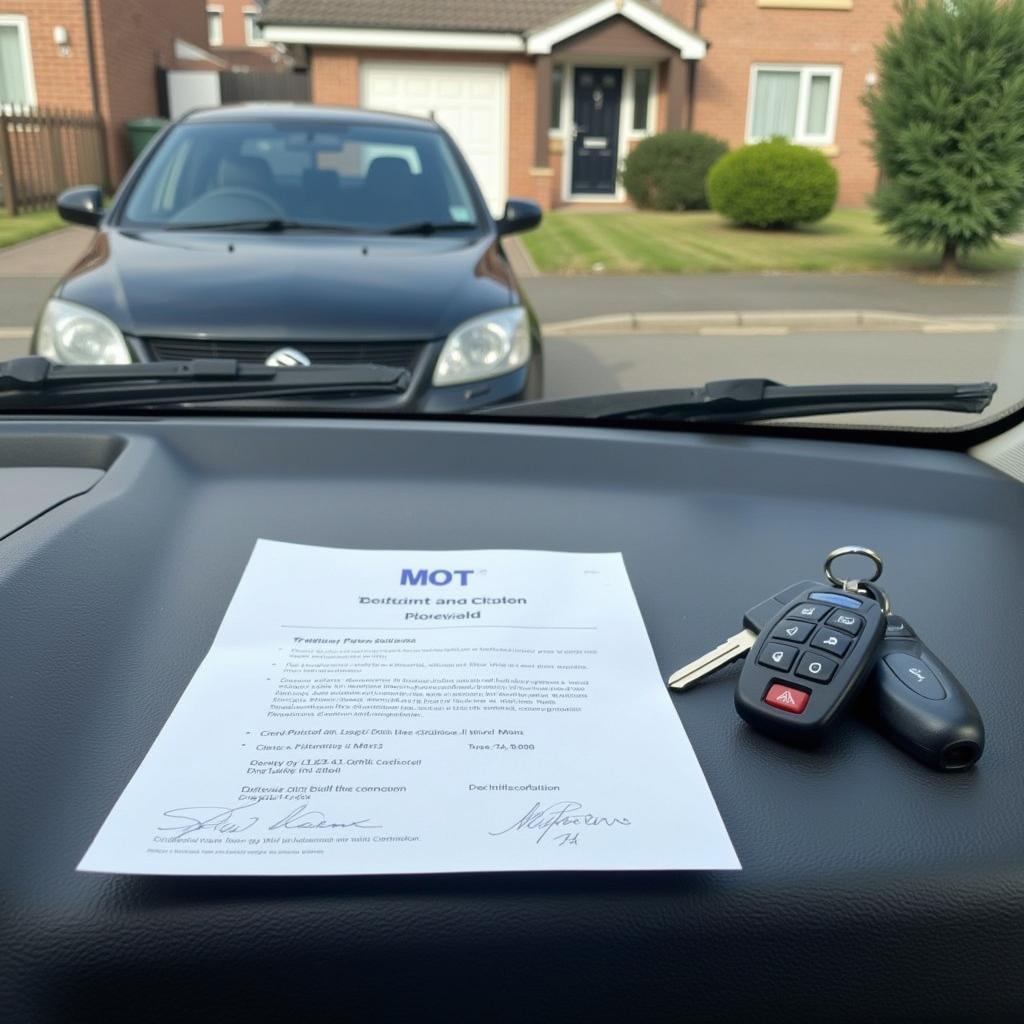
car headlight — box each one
[432,307,531,386]
[34,298,131,365]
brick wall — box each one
[663,0,894,205]
[308,47,359,105]
[0,2,94,110]
[310,48,551,209]
[92,0,208,181]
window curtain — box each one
[0,26,29,106]
[751,70,799,139]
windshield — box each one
[7,0,1024,434]
[120,120,480,233]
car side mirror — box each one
[57,185,104,228]
[496,199,542,236]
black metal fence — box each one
[0,107,107,215]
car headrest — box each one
[302,168,338,191]
[365,156,415,195]
[218,155,274,191]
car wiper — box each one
[386,221,478,235]
[164,219,361,233]
[481,378,997,424]
[0,356,410,411]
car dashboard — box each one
[1,414,1022,1022]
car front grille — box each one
[144,338,425,372]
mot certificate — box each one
[79,542,739,875]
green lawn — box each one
[0,207,64,249]
[521,208,1024,275]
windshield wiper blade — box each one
[386,221,478,235]
[164,219,361,233]
[0,356,410,411]
[481,378,997,424]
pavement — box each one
[0,227,92,358]
[522,272,1024,323]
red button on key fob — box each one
[764,683,810,715]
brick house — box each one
[205,0,285,71]
[0,0,210,182]
[262,0,893,211]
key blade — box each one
[667,629,757,691]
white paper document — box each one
[79,542,739,875]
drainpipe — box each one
[687,0,706,131]
[81,0,110,189]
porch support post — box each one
[534,54,552,166]
[666,53,687,131]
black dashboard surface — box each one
[1,417,1022,1022]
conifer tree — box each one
[866,0,1024,269]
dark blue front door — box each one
[571,67,623,195]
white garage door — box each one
[361,62,508,216]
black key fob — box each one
[862,616,985,770]
[735,587,886,745]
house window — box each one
[244,10,265,46]
[550,65,563,130]
[0,16,36,108]
[632,68,653,132]
[748,65,840,144]
[206,8,223,47]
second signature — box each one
[489,800,632,845]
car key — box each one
[668,546,885,691]
[667,553,986,768]
[667,578,821,691]
[734,584,887,744]
[861,614,985,770]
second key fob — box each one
[862,616,985,770]
[735,587,886,745]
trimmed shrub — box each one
[621,131,729,211]
[706,138,838,228]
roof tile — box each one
[262,0,661,35]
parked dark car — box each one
[35,104,544,412]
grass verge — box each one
[520,208,1024,275]
[0,207,64,249]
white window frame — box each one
[745,64,842,146]
[626,66,657,137]
[550,60,658,203]
[206,6,224,47]
[244,7,267,47]
[0,15,37,109]
[549,64,565,132]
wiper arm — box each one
[0,356,409,411]
[164,219,361,233]
[386,221,478,236]
[482,378,997,424]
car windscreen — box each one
[120,120,481,233]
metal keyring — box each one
[823,545,884,588]
[856,580,892,615]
